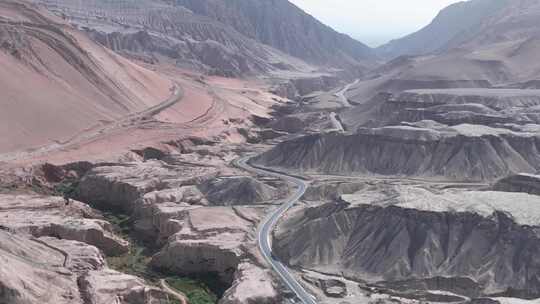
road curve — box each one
[235,156,317,304]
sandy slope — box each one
[0,0,172,153]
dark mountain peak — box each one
[377,0,509,59]
[170,0,376,68]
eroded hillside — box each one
[0,0,172,153]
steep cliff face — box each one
[171,0,375,69]
[198,177,277,206]
[254,124,540,181]
[274,185,540,298]
[74,160,281,301]
[0,194,129,256]
[0,229,174,304]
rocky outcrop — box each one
[271,75,343,99]
[150,206,255,283]
[0,194,128,255]
[254,123,540,181]
[343,89,540,130]
[274,184,540,298]
[493,174,540,195]
[0,229,169,304]
[198,177,277,206]
[370,277,482,301]
[0,231,84,304]
[38,0,309,77]
[0,0,172,153]
[302,181,366,202]
[77,161,279,209]
[75,161,200,212]
[303,275,347,298]
[78,269,171,304]
[73,160,280,301]
[218,262,280,304]
[397,89,540,110]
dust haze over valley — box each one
[1,1,540,304]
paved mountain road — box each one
[235,157,317,304]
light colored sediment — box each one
[0,194,128,255]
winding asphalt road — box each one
[235,157,317,304]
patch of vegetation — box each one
[54,179,79,198]
[103,211,222,304]
[166,276,219,304]
[103,211,158,280]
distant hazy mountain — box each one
[171,0,376,69]
[377,0,509,58]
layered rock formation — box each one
[74,159,282,302]
[348,0,540,105]
[274,183,540,298]
[0,229,174,304]
[302,181,366,202]
[0,0,172,153]
[342,89,540,130]
[156,0,375,69]
[254,123,540,181]
[0,194,128,255]
[198,176,277,206]
[150,206,257,283]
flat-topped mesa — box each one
[74,160,221,212]
[253,123,540,181]
[399,89,540,110]
[147,204,280,302]
[341,88,540,132]
[274,184,540,298]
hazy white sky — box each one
[289,0,462,47]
